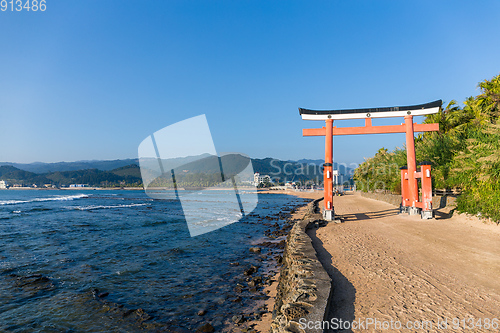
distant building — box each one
[253,173,272,185]
[69,184,89,188]
[0,180,9,189]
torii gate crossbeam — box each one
[299,100,442,221]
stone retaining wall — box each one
[359,191,401,206]
[270,199,332,333]
[360,191,457,209]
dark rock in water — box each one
[230,262,240,266]
[13,274,55,295]
[196,323,215,333]
[197,310,207,316]
[231,296,242,302]
[135,308,152,322]
[98,292,109,298]
[232,314,245,324]
[252,276,262,284]
[168,247,185,254]
[122,309,135,317]
[249,247,261,253]
[167,327,192,333]
[243,265,258,276]
[257,240,286,249]
[171,328,193,333]
[248,276,261,287]
[17,275,49,286]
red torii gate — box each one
[299,100,442,221]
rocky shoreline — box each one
[270,198,332,333]
[218,200,314,333]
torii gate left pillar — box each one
[323,118,334,220]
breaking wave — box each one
[0,194,89,206]
[71,203,147,210]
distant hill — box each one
[288,159,354,180]
[250,158,323,183]
[0,157,353,187]
[0,164,142,187]
[292,159,325,165]
[0,165,53,186]
[0,159,139,173]
[110,164,142,178]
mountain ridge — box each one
[0,157,353,187]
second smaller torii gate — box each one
[299,100,442,221]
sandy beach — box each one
[308,192,500,332]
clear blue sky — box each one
[1,0,499,166]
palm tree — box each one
[424,100,461,134]
[477,73,500,123]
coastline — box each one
[1,186,261,191]
[248,190,323,333]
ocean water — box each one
[0,190,309,332]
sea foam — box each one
[0,194,89,206]
[71,203,147,210]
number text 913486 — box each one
[1,0,46,11]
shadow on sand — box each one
[307,229,356,333]
[341,208,398,222]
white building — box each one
[253,173,272,185]
[0,180,9,189]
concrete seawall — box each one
[270,199,332,333]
